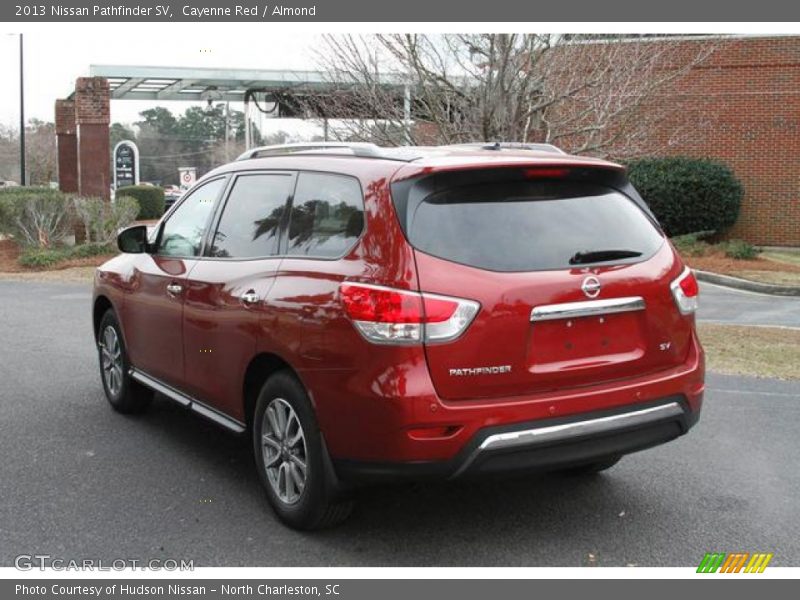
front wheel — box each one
[97,309,153,414]
[253,371,352,530]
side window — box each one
[286,173,364,258]
[209,173,293,258]
[157,178,225,257]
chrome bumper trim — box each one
[530,296,646,322]
[480,402,683,451]
[451,401,683,478]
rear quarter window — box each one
[409,181,664,272]
[286,172,365,258]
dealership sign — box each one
[113,140,139,189]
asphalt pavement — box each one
[0,278,798,567]
[698,282,800,328]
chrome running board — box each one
[129,368,246,434]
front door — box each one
[122,177,227,387]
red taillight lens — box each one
[340,284,423,323]
[340,283,479,345]
[421,296,460,323]
[679,270,699,298]
[670,267,699,315]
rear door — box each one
[401,169,691,401]
[181,171,295,421]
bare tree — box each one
[0,120,57,184]
[306,34,716,159]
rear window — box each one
[408,181,664,272]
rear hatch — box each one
[392,165,691,401]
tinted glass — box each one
[409,181,664,272]
[210,174,293,258]
[287,173,364,258]
[157,178,224,257]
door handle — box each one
[166,282,183,296]
[241,290,260,306]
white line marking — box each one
[700,281,800,299]
[698,320,800,331]
[708,387,799,398]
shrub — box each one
[69,242,116,258]
[670,233,711,258]
[72,196,140,245]
[17,247,70,268]
[0,187,72,248]
[626,157,743,237]
[722,239,760,260]
[117,185,164,219]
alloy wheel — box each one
[100,325,123,397]
[261,398,308,505]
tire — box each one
[97,309,153,414]
[252,371,353,530]
[561,456,622,476]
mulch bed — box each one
[687,255,800,276]
[0,239,113,273]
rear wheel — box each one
[97,309,153,414]
[253,371,352,530]
[561,456,621,476]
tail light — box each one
[670,267,699,315]
[340,283,480,345]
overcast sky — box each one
[0,24,324,131]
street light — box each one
[6,33,25,185]
[18,33,25,186]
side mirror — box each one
[117,225,150,254]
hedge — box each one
[117,185,165,219]
[626,157,743,237]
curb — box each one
[694,269,800,297]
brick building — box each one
[639,35,799,247]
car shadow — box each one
[129,393,668,566]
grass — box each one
[698,323,800,380]
[761,251,800,267]
[730,270,800,286]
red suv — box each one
[94,143,704,529]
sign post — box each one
[113,140,139,191]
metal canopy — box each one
[88,64,406,102]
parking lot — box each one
[0,278,798,567]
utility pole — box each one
[18,33,25,185]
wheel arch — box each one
[242,352,309,431]
[93,295,115,338]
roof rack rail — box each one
[236,142,385,161]
[447,142,567,155]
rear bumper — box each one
[308,328,704,479]
[334,395,699,482]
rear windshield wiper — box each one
[569,249,643,265]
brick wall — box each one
[73,77,111,200]
[644,36,800,247]
[54,99,78,194]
